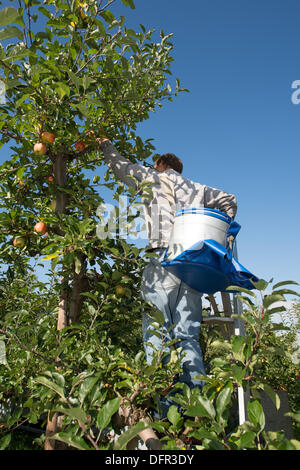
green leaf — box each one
[251,279,269,291]
[78,375,99,404]
[16,166,26,180]
[216,382,232,418]
[34,376,66,401]
[51,255,60,270]
[82,75,92,92]
[80,292,99,303]
[226,285,256,297]
[167,405,183,427]
[239,431,256,449]
[0,26,23,40]
[203,438,227,450]
[42,253,60,261]
[0,7,21,27]
[232,364,246,384]
[0,433,11,450]
[15,94,31,108]
[68,70,81,93]
[267,305,287,315]
[272,288,300,297]
[93,175,100,184]
[6,44,32,61]
[185,395,216,419]
[97,397,121,432]
[263,293,285,309]
[114,421,151,450]
[258,384,281,410]
[93,18,106,36]
[38,6,52,19]
[190,429,217,441]
[100,10,115,24]
[74,256,82,274]
[248,400,265,431]
[55,406,87,424]
[75,102,89,117]
[51,432,91,450]
[231,336,247,362]
[55,82,70,99]
[147,308,165,326]
[272,280,299,289]
[285,439,300,450]
[121,0,136,9]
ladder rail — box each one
[232,241,247,425]
[204,241,248,425]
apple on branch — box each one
[75,141,85,152]
[34,143,47,155]
[13,236,26,249]
[47,176,54,184]
[115,285,128,297]
[41,132,56,144]
[34,222,47,235]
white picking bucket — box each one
[166,207,231,261]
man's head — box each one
[154,153,183,174]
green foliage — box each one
[0,0,299,452]
[1,275,299,450]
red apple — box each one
[47,176,54,184]
[75,141,85,152]
[34,142,47,155]
[41,132,56,144]
[34,222,47,235]
[13,236,26,248]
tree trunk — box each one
[57,284,68,330]
[53,153,68,214]
[44,154,90,449]
[208,294,219,315]
[45,153,70,450]
[69,254,88,323]
[44,411,59,450]
[221,292,232,317]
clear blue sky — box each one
[1,0,300,291]
[111,0,300,288]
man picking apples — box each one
[96,136,237,421]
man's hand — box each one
[96,136,109,146]
[87,130,109,146]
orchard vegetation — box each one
[0,0,299,451]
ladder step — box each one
[203,316,234,324]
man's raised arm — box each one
[97,137,154,189]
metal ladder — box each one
[202,242,247,425]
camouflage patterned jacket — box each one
[100,140,237,249]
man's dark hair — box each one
[156,153,183,174]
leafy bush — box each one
[0,0,299,451]
[1,276,300,450]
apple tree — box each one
[0,0,186,449]
[0,2,300,452]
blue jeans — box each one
[141,248,206,417]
